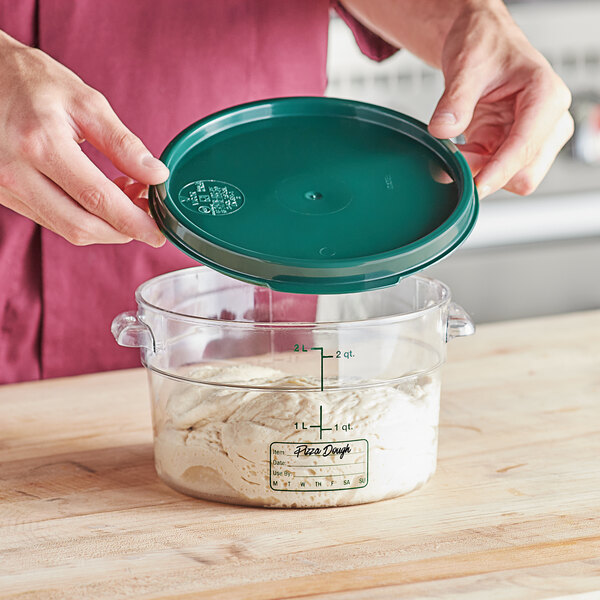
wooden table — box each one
[1,311,599,599]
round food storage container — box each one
[111,266,474,508]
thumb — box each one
[69,90,169,185]
[428,74,483,139]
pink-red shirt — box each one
[0,1,395,384]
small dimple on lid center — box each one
[304,191,323,201]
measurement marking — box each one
[310,347,334,391]
[310,347,325,391]
[293,344,351,391]
[308,405,333,440]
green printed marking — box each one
[310,346,333,391]
[308,405,333,440]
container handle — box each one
[111,311,155,352]
[446,302,475,341]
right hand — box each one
[0,31,169,247]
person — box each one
[0,0,573,384]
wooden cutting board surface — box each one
[1,310,599,599]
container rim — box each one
[134,266,452,328]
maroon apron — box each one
[0,0,396,383]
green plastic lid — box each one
[149,97,478,294]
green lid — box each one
[149,97,478,294]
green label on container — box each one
[178,180,245,216]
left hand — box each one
[427,2,574,198]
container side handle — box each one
[111,311,156,352]
[446,302,475,341]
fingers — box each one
[1,166,132,245]
[0,187,51,229]
[113,175,135,191]
[130,195,151,215]
[457,142,491,181]
[113,175,152,215]
[504,111,574,196]
[429,71,488,139]
[28,134,165,246]
[125,181,151,215]
[474,76,572,196]
[68,89,169,185]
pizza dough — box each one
[152,363,440,507]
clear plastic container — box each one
[111,266,474,508]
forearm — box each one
[338,0,510,68]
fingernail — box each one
[432,111,458,125]
[142,154,167,171]
[478,184,491,198]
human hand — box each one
[0,31,168,246]
[427,1,574,198]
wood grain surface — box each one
[1,310,599,599]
